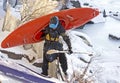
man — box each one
[41,16,73,76]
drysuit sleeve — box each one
[58,24,72,50]
[40,27,49,39]
[61,32,72,50]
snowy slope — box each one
[78,17,120,83]
[0,0,120,83]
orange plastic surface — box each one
[1,8,99,48]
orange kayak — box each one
[1,8,99,48]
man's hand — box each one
[68,49,73,54]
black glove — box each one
[68,49,73,54]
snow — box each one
[0,0,120,83]
[80,17,120,82]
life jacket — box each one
[45,29,59,42]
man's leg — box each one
[41,52,49,76]
[59,53,68,75]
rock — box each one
[109,34,120,40]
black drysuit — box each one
[41,23,72,76]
